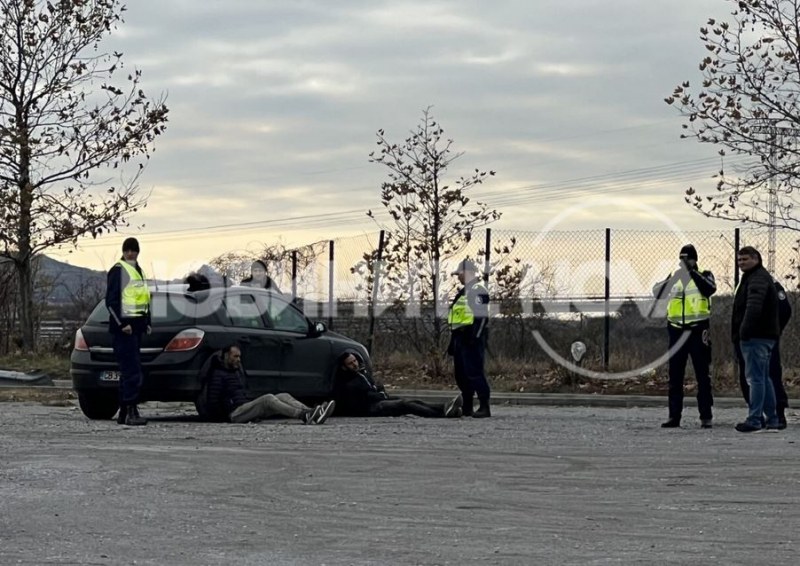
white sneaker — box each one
[314,400,336,424]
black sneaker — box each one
[700,419,713,429]
[734,421,763,433]
[314,400,335,424]
[301,407,318,425]
[661,418,680,428]
[444,394,463,418]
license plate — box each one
[99,370,121,382]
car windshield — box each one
[86,294,195,325]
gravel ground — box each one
[0,401,798,566]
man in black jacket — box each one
[106,237,150,426]
[732,246,781,433]
[205,345,334,424]
[736,278,792,428]
[333,353,463,418]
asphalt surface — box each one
[1,401,799,565]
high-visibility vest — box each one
[117,261,150,317]
[448,283,488,330]
[667,274,710,326]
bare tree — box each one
[666,0,800,229]
[367,108,500,367]
[0,0,168,351]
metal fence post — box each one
[367,230,386,355]
[604,228,611,371]
[484,228,492,286]
[291,249,298,300]
[734,228,740,289]
[328,240,335,329]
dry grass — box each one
[0,352,71,380]
[3,348,799,398]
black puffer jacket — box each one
[205,361,249,422]
[332,351,387,416]
[732,264,780,342]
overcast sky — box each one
[49,0,737,274]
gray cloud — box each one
[89,0,727,241]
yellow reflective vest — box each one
[667,274,710,327]
[117,261,151,317]
[448,282,488,330]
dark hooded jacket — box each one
[203,353,249,422]
[732,263,780,342]
[332,351,388,416]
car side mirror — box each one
[313,321,327,336]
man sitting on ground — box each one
[334,352,462,418]
[206,345,334,424]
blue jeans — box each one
[740,339,778,428]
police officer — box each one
[105,237,151,426]
[447,259,491,418]
[652,244,717,429]
[737,277,792,428]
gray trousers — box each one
[230,393,310,423]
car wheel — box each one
[77,391,119,420]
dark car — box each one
[70,286,371,420]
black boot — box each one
[778,406,788,430]
[473,398,491,418]
[124,405,147,426]
[116,404,127,425]
[461,396,474,417]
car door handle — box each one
[239,337,252,344]
[280,339,293,348]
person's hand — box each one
[121,324,132,335]
[685,258,697,271]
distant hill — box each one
[36,255,106,305]
[34,256,226,305]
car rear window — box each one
[86,294,195,325]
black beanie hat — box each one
[122,237,140,253]
[679,244,698,261]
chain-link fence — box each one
[266,227,800,378]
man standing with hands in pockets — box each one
[732,246,782,433]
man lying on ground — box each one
[333,352,462,418]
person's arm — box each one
[652,272,676,299]
[776,281,792,333]
[105,264,124,329]
[467,284,490,340]
[689,269,717,297]
[740,273,769,340]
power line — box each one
[73,155,744,247]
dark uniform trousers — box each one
[113,329,145,405]
[452,332,490,402]
[667,324,713,421]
